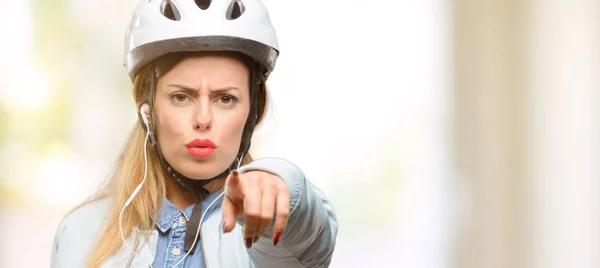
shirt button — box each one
[173,247,181,256]
[179,216,187,224]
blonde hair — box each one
[73,52,266,268]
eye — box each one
[221,95,233,103]
[170,93,191,103]
[218,95,238,106]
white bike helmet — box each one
[123,0,279,81]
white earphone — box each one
[118,103,239,267]
[123,103,151,207]
[140,103,150,127]
[118,103,153,267]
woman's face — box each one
[153,53,250,180]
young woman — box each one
[50,0,338,267]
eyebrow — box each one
[168,84,240,94]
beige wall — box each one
[453,0,600,268]
[453,1,528,267]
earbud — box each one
[140,103,150,127]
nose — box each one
[194,101,212,132]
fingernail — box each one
[253,236,259,243]
[273,232,281,246]
[245,238,253,248]
[222,222,226,233]
[232,170,239,176]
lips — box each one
[186,139,216,158]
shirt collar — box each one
[155,189,225,233]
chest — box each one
[101,220,255,268]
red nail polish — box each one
[273,232,281,246]
[232,170,239,176]
[222,222,226,233]
[245,238,252,248]
[253,236,259,243]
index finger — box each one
[225,170,244,201]
[273,183,289,246]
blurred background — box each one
[0,0,598,267]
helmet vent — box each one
[226,0,245,20]
[195,0,211,10]
[160,1,181,21]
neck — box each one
[165,178,225,210]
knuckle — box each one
[277,183,289,192]
[260,213,273,221]
[277,210,289,218]
[245,211,260,219]
[263,180,276,188]
[248,172,262,181]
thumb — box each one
[225,170,244,201]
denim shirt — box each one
[153,189,224,268]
